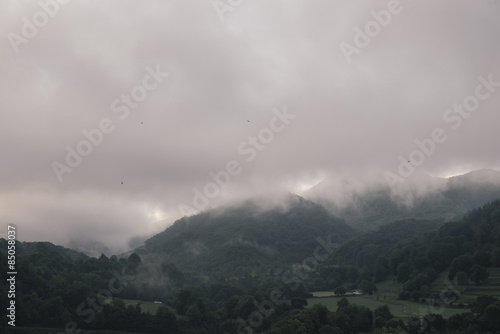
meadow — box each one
[307,273,482,320]
[121,299,165,315]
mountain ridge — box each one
[303,168,500,230]
[137,193,358,276]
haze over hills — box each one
[4,170,500,333]
[4,197,500,333]
[445,168,500,210]
[303,169,500,230]
[2,0,499,331]
[135,194,358,276]
[125,169,500,279]
[69,169,500,257]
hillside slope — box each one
[304,169,500,230]
[139,194,358,276]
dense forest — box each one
[2,199,500,333]
[141,195,358,276]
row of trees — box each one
[263,295,500,334]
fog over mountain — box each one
[304,169,500,230]
[1,1,499,254]
[135,193,358,275]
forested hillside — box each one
[140,194,358,276]
[3,200,500,333]
[305,169,500,230]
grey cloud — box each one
[0,0,499,254]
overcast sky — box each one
[1,0,499,253]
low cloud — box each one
[1,0,499,253]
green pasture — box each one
[307,294,470,319]
[120,298,166,315]
[429,267,500,305]
[308,274,474,320]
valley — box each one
[2,170,500,333]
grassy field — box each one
[311,291,362,297]
[309,275,471,320]
[120,299,166,315]
[375,278,403,297]
[429,267,500,305]
[307,295,469,319]
[459,267,500,304]
[311,291,336,297]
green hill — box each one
[333,218,443,271]
[3,197,500,333]
[139,194,358,276]
[305,169,500,230]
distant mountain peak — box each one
[140,193,357,274]
[447,168,500,186]
[302,168,500,230]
